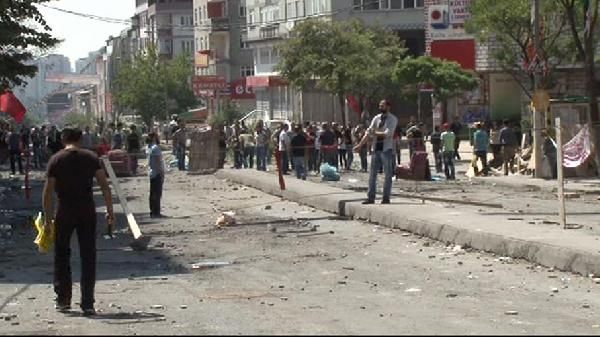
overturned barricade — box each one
[188,128,220,174]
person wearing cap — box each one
[441,123,456,180]
[353,99,398,205]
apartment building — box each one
[193,0,255,112]
[243,0,426,123]
[133,0,195,59]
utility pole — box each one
[532,0,543,178]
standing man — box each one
[240,127,255,169]
[111,123,124,150]
[290,124,307,180]
[450,116,463,160]
[430,126,442,173]
[278,124,291,175]
[441,123,456,180]
[147,132,165,218]
[499,119,518,175]
[7,125,23,175]
[31,127,43,170]
[354,100,398,205]
[255,120,268,171]
[42,127,114,316]
[472,122,489,176]
[172,121,187,171]
[81,126,94,150]
[542,130,558,179]
[126,125,141,175]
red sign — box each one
[246,75,288,88]
[230,78,255,99]
[430,39,476,70]
[192,75,227,96]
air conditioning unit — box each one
[429,5,449,30]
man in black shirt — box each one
[450,117,463,160]
[126,125,141,175]
[290,125,307,180]
[319,123,337,167]
[42,128,114,316]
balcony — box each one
[246,23,285,42]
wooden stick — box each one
[102,157,143,239]
[555,118,567,229]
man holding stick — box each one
[42,127,114,316]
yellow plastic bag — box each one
[33,212,54,254]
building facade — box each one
[133,0,195,59]
[242,0,427,124]
[193,0,255,114]
[13,54,72,121]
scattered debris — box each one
[191,261,232,269]
[215,211,236,228]
[504,310,519,315]
[150,305,165,309]
[583,304,591,309]
[446,293,458,298]
[551,288,559,293]
[265,205,272,210]
[405,288,422,293]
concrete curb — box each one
[216,169,600,276]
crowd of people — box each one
[0,120,146,176]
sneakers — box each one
[55,303,71,313]
[361,200,375,205]
[381,199,391,205]
[82,308,96,316]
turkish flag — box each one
[0,90,26,123]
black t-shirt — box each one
[47,148,101,205]
[127,133,140,153]
[291,134,307,157]
[320,130,336,146]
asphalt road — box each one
[1,171,599,335]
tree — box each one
[114,46,197,127]
[277,19,405,124]
[208,99,243,128]
[392,56,479,122]
[63,111,93,129]
[557,0,600,174]
[465,0,572,97]
[0,0,60,88]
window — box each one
[354,0,422,10]
[403,0,415,9]
[239,5,246,17]
[240,36,250,49]
[240,66,254,77]
[248,8,256,24]
[259,47,270,64]
[180,16,185,26]
[194,8,198,24]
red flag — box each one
[346,95,360,115]
[0,90,26,123]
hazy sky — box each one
[38,0,135,68]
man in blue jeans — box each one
[290,124,307,180]
[354,100,398,205]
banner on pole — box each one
[562,124,591,168]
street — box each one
[1,168,600,335]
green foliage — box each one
[392,56,479,102]
[114,46,196,127]
[465,0,572,94]
[209,99,243,127]
[277,19,406,122]
[63,112,94,129]
[0,0,60,88]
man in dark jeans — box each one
[42,128,114,316]
[6,126,23,175]
[450,117,463,160]
[147,132,165,218]
[126,125,141,175]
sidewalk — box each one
[216,168,600,277]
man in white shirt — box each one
[278,124,291,175]
[354,100,398,205]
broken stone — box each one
[446,293,458,298]
[180,305,188,309]
[593,278,600,284]
[280,297,288,301]
[551,288,559,293]
[265,205,272,210]
[504,311,519,315]
[405,288,422,293]
[583,304,591,309]
[150,304,165,309]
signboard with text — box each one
[428,0,473,41]
[192,75,227,96]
